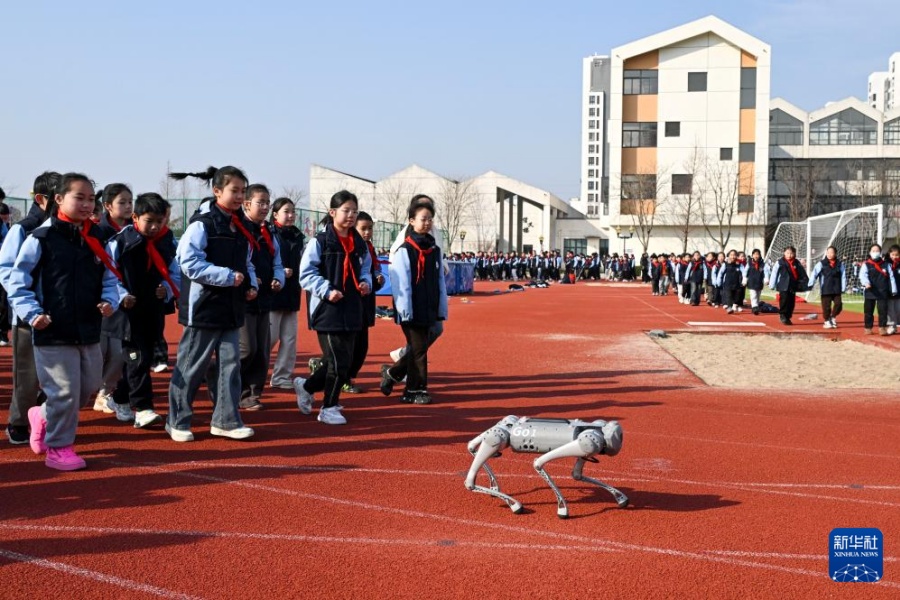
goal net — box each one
[766,205,883,303]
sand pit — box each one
[655,333,900,390]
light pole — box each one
[615,226,634,257]
[459,230,467,253]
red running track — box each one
[0,280,897,599]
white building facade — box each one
[868,52,900,112]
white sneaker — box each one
[389,346,407,363]
[726,307,734,314]
[831,318,838,328]
[735,306,743,313]
[317,406,347,425]
[107,397,135,422]
[293,377,313,415]
[133,410,163,429]
[93,391,114,414]
[210,425,254,440]
[823,321,834,329]
[152,363,168,373]
[165,423,194,442]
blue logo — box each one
[829,528,883,582]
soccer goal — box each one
[766,205,883,303]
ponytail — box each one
[169,166,247,190]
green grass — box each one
[759,290,864,314]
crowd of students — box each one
[644,245,900,333]
[0,168,448,471]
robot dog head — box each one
[596,420,623,456]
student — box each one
[0,172,59,445]
[687,251,704,306]
[703,252,718,307]
[93,184,134,417]
[382,197,448,404]
[166,166,258,441]
[717,250,743,314]
[343,211,385,393]
[105,193,178,428]
[238,184,285,411]
[7,173,125,470]
[887,245,900,335]
[0,199,9,346]
[807,246,846,329]
[859,243,896,335]
[293,190,372,425]
[768,245,808,326]
[649,254,660,295]
[268,197,305,389]
[151,204,177,374]
[657,255,670,296]
[735,251,748,308]
[744,248,768,315]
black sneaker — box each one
[399,393,416,404]
[413,392,432,405]
[342,381,363,394]
[308,357,322,375]
[752,307,760,315]
[239,397,264,411]
[784,319,793,326]
[6,425,28,445]
[379,365,395,397]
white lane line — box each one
[703,549,898,562]
[686,321,766,327]
[0,523,620,554]
[0,547,202,599]
[108,459,900,587]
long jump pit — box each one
[652,332,900,390]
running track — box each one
[1,281,897,599]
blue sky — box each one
[1,0,898,204]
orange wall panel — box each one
[741,51,757,67]
[621,148,657,175]
[740,109,756,143]
[739,162,755,195]
[624,50,659,70]
[622,94,658,122]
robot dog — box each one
[465,416,627,518]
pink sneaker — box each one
[27,406,47,455]
[45,446,87,471]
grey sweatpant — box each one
[8,324,43,428]
[268,310,298,387]
[33,344,102,448]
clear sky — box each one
[1,0,898,205]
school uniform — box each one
[7,215,124,452]
[703,260,718,306]
[735,259,747,307]
[658,260,671,295]
[107,225,180,415]
[268,223,305,388]
[888,258,900,332]
[744,258,768,314]
[387,231,448,403]
[298,224,372,410]
[686,259,705,305]
[808,258,846,324]
[710,261,724,306]
[151,228,178,370]
[859,257,897,331]
[0,202,49,436]
[168,203,258,435]
[768,257,809,324]
[716,261,743,310]
[349,239,384,381]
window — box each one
[589,96,597,105]
[885,118,900,145]
[564,238,587,256]
[665,121,681,137]
[588,157,596,165]
[589,120,596,129]
[769,109,804,146]
[588,193,596,201]
[688,72,707,92]
[589,108,597,117]
[588,144,596,153]
[720,147,733,161]
[739,143,755,162]
[738,195,754,213]
[740,68,757,109]
[587,205,597,216]
[588,132,597,141]
[603,202,609,216]
[621,175,657,200]
[809,108,877,145]
[623,69,658,95]
[588,169,596,178]
[587,181,595,190]
[622,122,657,148]
[671,174,692,195]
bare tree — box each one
[279,186,308,207]
[375,178,412,225]
[774,158,830,223]
[436,177,477,252]
[669,147,705,253]
[618,170,668,254]
[470,195,497,252]
[699,158,741,252]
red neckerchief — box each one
[258,222,276,257]
[336,229,361,292]
[785,258,799,280]
[893,257,900,270]
[221,204,258,251]
[661,261,668,275]
[752,259,762,271]
[738,258,746,265]
[866,258,887,277]
[828,258,837,269]
[56,212,123,281]
[405,235,434,284]
[147,230,180,299]
[106,214,122,232]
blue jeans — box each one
[168,327,244,431]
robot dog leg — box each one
[464,416,523,513]
[572,458,629,509]
[533,429,608,519]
